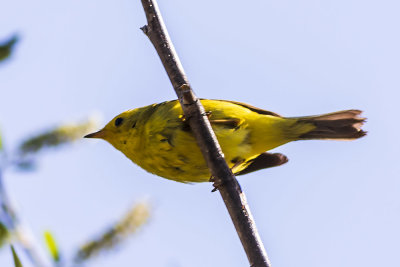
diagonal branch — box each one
[140,1,271,266]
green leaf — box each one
[0,34,19,62]
[44,231,60,262]
[10,245,23,267]
[18,117,100,155]
[0,222,10,248]
[74,201,151,262]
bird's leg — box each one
[178,114,188,122]
[209,176,222,192]
[203,111,212,119]
[179,111,211,123]
[209,159,244,192]
[179,111,213,133]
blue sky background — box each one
[0,0,399,266]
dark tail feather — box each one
[235,153,288,176]
[296,110,366,140]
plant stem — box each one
[0,170,50,267]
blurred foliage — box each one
[75,202,151,263]
[0,128,3,151]
[0,115,103,265]
[13,160,36,172]
[0,34,19,63]
[0,30,151,266]
[19,117,100,155]
[10,245,23,267]
[44,231,60,263]
[0,222,9,248]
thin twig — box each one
[140,1,271,266]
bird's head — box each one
[84,108,142,151]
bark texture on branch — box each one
[140,1,271,266]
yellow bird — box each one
[85,99,366,183]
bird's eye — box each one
[115,117,124,127]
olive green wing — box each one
[217,100,282,117]
[199,99,281,117]
[235,152,288,176]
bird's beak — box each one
[84,129,106,139]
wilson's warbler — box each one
[85,99,366,183]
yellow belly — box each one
[135,126,252,182]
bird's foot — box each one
[209,176,223,192]
[203,111,212,119]
[178,114,187,122]
[179,111,211,124]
